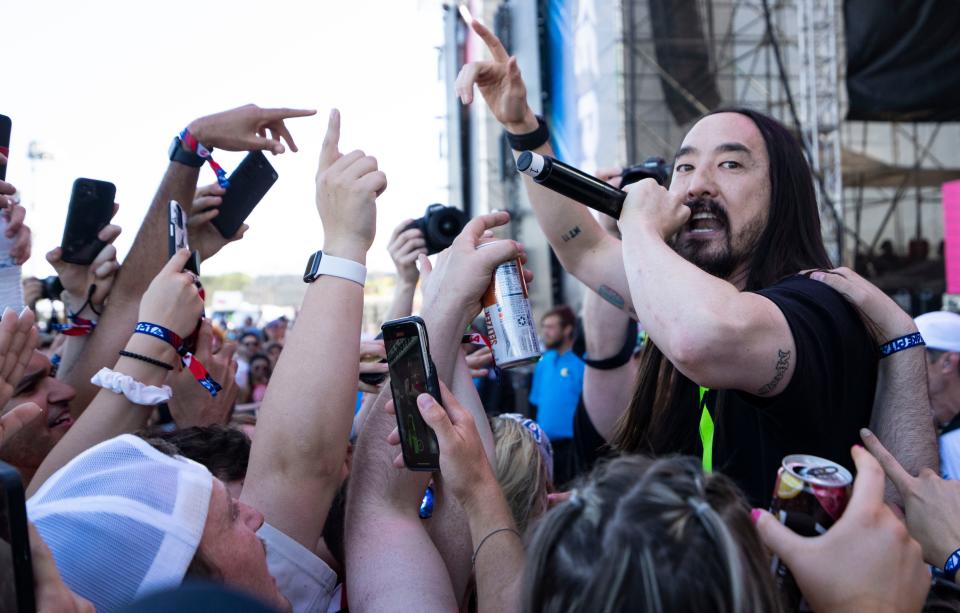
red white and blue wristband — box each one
[180,128,230,189]
[133,322,222,396]
[879,332,925,359]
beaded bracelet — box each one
[879,332,925,358]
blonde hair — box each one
[491,416,551,534]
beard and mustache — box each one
[670,197,766,279]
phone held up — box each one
[0,113,11,181]
[168,200,200,276]
[382,316,441,471]
[60,178,116,265]
[0,460,35,613]
[211,151,278,239]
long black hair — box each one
[612,107,832,456]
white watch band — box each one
[313,252,366,286]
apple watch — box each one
[303,251,366,286]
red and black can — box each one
[769,454,853,611]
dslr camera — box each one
[620,157,672,188]
[41,276,64,302]
[406,204,467,255]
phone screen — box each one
[211,151,278,239]
[60,178,115,265]
[0,462,33,613]
[383,323,440,470]
[0,114,11,181]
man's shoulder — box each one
[757,274,864,329]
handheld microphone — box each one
[516,151,626,219]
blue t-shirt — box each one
[528,349,585,440]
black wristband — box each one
[118,350,174,371]
[506,115,550,151]
[584,319,639,370]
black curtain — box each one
[846,0,960,122]
[648,0,721,125]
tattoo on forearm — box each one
[597,285,625,310]
[757,349,791,395]
[560,226,582,242]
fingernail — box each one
[417,394,434,410]
[853,444,864,451]
[860,427,872,438]
[750,508,763,524]
[3,306,13,317]
[20,306,30,316]
[810,271,824,281]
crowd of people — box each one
[1,16,960,613]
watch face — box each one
[303,251,321,282]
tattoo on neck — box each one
[597,285,625,309]
[560,226,582,242]
[757,349,791,395]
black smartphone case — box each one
[61,178,115,265]
[211,151,278,238]
[0,114,11,181]
[383,316,441,471]
[0,461,35,613]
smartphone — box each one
[0,461,35,613]
[168,200,199,276]
[382,316,441,471]
[211,151,278,238]
[0,114,11,181]
[60,178,116,265]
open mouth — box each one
[686,211,725,234]
[47,406,74,430]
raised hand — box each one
[2,195,32,265]
[386,381,493,507]
[464,345,493,378]
[417,211,523,320]
[455,19,538,134]
[753,445,929,613]
[807,267,916,341]
[315,109,386,261]
[188,183,248,261]
[861,428,960,568]
[167,320,239,428]
[46,203,121,315]
[387,219,427,285]
[0,306,40,449]
[186,104,316,154]
[138,249,205,339]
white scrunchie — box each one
[90,367,173,405]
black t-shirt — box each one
[709,275,877,507]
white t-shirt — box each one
[940,429,960,480]
[236,358,250,387]
[258,522,338,613]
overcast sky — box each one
[4,0,450,277]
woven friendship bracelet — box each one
[879,332,925,358]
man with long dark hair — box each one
[452,19,933,505]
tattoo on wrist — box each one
[757,349,791,395]
[560,226,582,243]
[597,285,626,310]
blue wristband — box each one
[944,548,960,582]
[879,332,925,358]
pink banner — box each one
[944,181,960,294]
